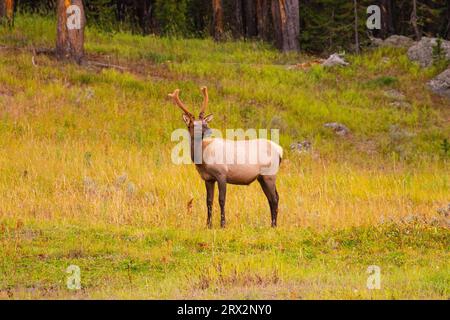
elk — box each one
[168,87,283,228]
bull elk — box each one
[168,87,283,228]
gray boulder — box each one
[371,35,415,48]
[428,68,450,98]
[437,203,450,218]
[290,140,312,153]
[383,89,412,109]
[389,101,412,109]
[322,53,349,67]
[407,37,450,67]
[324,122,350,136]
[384,89,406,100]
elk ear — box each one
[203,114,213,123]
[182,113,192,126]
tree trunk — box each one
[445,0,450,40]
[380,0,394,38]
[354,0,360,54]
[212,0,224,41]
[231,0,244,38]
[243,0,257,38]
[0,0,15,26]
[411,0,421,40]
[256,0,272,41]
[56,0,86,64]
[271,0,300,52]
[135,0,154,35]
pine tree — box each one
[56,0,86,64]
[0,0,15,27]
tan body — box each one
[196,138,283,185]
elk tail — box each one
[269,141,283,164]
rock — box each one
[384,89,406,100]
[428,68,450,98]
[437,203,450,218]
[389,101,412,109]
[370,37,384,47]
[372,35,415,48]
[323,122,350,136]
[407,37,450,67]
[383,35,415,48]
[383,89,412,109]
[322,53,349,67]
[290,140,312,153]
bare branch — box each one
[88,60,127,71]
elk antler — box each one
[168,89,193,117]
[199,86,208,119]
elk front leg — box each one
[217,178,227,228]
[205,180,215,228]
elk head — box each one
[168,87,214,139]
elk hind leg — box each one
[257,175,279,227]
[217,177,227,228]
[205,180,215,228]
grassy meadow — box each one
[0,15,449,299]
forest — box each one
[1,0,450,53]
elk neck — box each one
[189,125,213,164]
